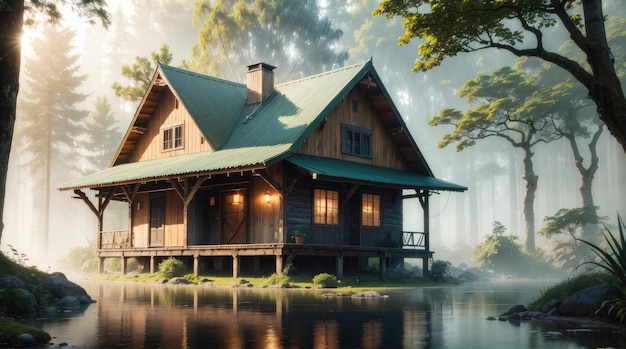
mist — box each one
[3,0,625,273]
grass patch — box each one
[527,271,619,311]
[0,318,51,346]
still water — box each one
[25,279,624,348]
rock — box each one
[559,283,623,317]
[351,291,387,298]
[486,316,496,321]
[40,274,94,304]
[541,298,561,313]
[0,276,27,289]
[57,296,81,310]
[457,271,480,283]
[18,333,36,345]
[501,304,526,316]
[15,288,38,313]
[167,277,190,285]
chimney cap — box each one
[247,62,276,72]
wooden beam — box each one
[254,170,283,197]
[73,190,98,217]
[120,184,140,204]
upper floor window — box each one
[313,189,339,225]
[342,124,372,158]
[162,123,184,151]
[362,193,381,227]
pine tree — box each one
[83,96,122,171]
[18,23,89,257]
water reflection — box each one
[25,280,625,348]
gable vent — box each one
[246,62,276,105]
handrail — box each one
[100,230,130,249]
[402,231,428,250]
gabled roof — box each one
[60,60,464,192]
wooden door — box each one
[221,190,247,244]
[150,195,165,247]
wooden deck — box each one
[97,231,431,279]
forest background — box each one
[3,0,626,269]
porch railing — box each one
[100,230,130,249]
[402,231,428,250]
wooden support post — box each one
[379,253,387,281]
[422,257,429,277]
[194,255,199,276]
[275,255,283,275]
[98,257,104,274]
[121,255,127,275]
[336,256,344,279]
[150,256,155,274]
[232,254,240,278]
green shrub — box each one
[264,273,291,286]
[429,260,452,282]
[527,271,618,310]
[312,273,338,287]
[158,257,186,278]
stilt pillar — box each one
[336,255,344,278]
[379,253,387,281]
[422,257,429,277]
[150,255,155,274]
[275,255,283,275]
[193,255,199,276]
[121,255,127,275]
[98,257,104,274]
[232,253,240,278]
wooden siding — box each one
[284,164,404,248]
[296,88,409,170]
[250,164,284,243]
[164,190,185,246]
[129,89,213,162]
[132,193,149,248]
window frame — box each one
[341,123,373,158]
[313,188,340,226]
[161,122,184,152]
[361,193,381,227]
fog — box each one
[3,0,626,270]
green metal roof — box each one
[159,63,247,149]
[58,144,291,190]
[285,154,467,192]
[221,62,370,150]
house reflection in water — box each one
[91,283,434,348]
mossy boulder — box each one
[0,318,51,346]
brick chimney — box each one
[246,62,276,105]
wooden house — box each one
[59,61,466,279]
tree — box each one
[83,96,122,171]
[429,65,562,252]
[18,23,89,257]
[185,0,348,81]
[111,44,173,102]
[374,0,626,154]
[538,206,604,271]
[473,221,525,275]
[0,0,109,243]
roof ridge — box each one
[159,63,245,89]
[276,61,369,87]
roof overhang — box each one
[285,153,466,192]
[58,144,291,191]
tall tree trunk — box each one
[565,126,602,239]
[0,1,25,243]
[581,0,626,154]
[522,148,538,253]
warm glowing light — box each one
[232,192,241,204]
[264,191,271,203]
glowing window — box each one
[362,193,381,227]
[313,189,339,225]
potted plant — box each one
[292,230,305,244]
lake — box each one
[24,279,625,348]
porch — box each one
[98,230,431,280]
